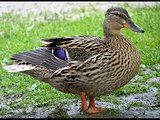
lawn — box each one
[0,4,160,116]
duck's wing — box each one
[9,47,68,71]
[41,35,105,61]
[4,35,105,72]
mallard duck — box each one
[3,7,144,114]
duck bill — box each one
[128,20,144,33]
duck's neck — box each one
[103,27,121,37]
[103,18,121,37]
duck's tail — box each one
[2,62,35,72]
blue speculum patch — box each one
[54,48,66,60]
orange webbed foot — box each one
[80,92,105,114]
[86,96,105,114]
[86,106,105,114]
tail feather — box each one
[2,62,35,72]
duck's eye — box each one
[114,13,122,17]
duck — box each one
[3,7,144,114]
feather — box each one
[3,62,35,72]
[54,48,67,61]
[9,47,68,71]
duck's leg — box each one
[86,96,105,114]
[80,91,87,111]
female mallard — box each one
[3,7,144,114]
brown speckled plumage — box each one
[23,34,140,96]
[3,7,144,113]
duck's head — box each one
[104,7,144,36]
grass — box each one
[127,101,144,107]
[0,4,160,116]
